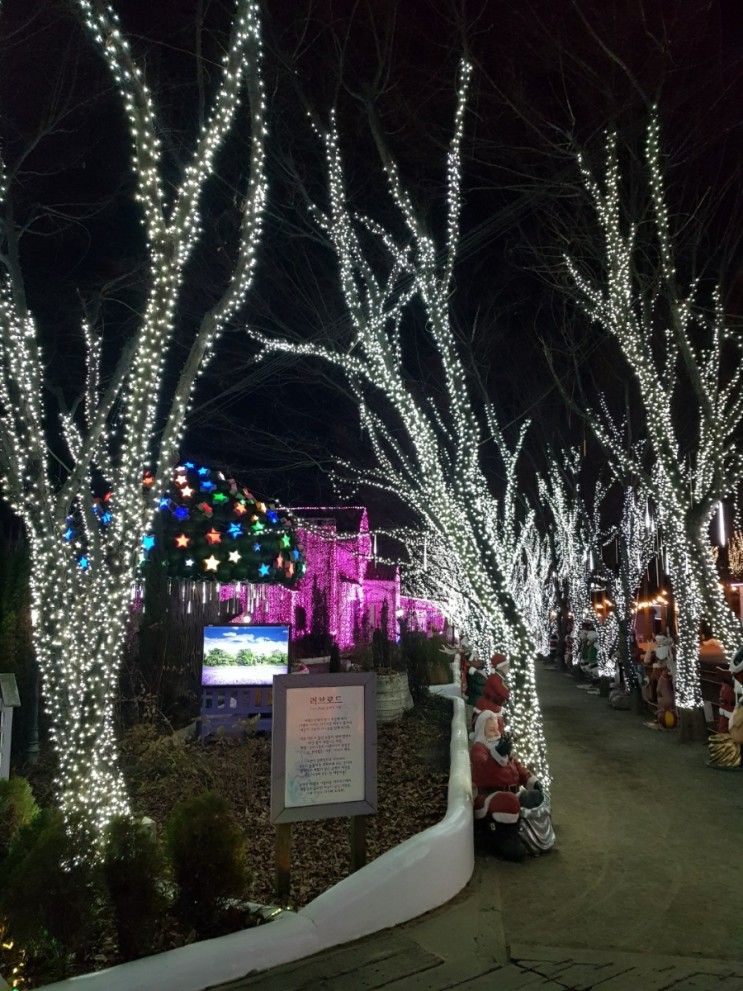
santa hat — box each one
[490,653,510,677]
[482,672,510,707]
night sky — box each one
[1,0,740,527]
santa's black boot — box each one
[489,820,527,862]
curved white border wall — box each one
[40,698,474,991]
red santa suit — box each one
[470,710,538,825]
[472,671,509,734]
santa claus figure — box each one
[472,670,509,734]
[471,710,543,860]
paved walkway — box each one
[217,668,743,990]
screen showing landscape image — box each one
[201,625,290,686]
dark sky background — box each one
[1,0,741,531]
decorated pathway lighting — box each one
[0,0,267,856]
[251,62,551,787]
[566,115,743,738]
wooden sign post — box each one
[271,673,377,902]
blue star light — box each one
[63,527,74,542]
[228,523,243,539]
[78,556,90,570]
[258,563,270,577]
[142,534,156,552]
[197,466,210,477]
[253,542,261,552]
[200,480,216,492]
[184,461,195,469]
[100,512,112,525]
[266,510,279,524]
[174,506,189,521]
[292,548,300,561]
[159,497,171,510]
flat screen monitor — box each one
[201,624,290,686]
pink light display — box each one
[218,505,446,646]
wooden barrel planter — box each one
[377,672,407,722]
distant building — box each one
[219,505,445,646]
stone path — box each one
[215,668,743,990]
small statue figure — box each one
[708,646,743,769]
[472,670,509,734]
[470,710,543,861]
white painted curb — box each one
[40,697,474,991]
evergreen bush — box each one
[164,791,248,936]
[0,809,95,960]
[0,775,38,862]
[103,816,167,960]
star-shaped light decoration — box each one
[78,556,90,570]
[174,506,189,521]
[175,533,190,549]
[200,480,216,493]
[197,466,210,477]
[185,558,194,567]
[233,501,247,516]
[251,520,265,533]
[256,501,266,513]
[159,497,170,509]
[258,563,270,577]
[253,542,261,552]
[100,512,112,525]
[228,550,241,563]
[181,485,194,498]
[63,527,74,542]
[142,534,156,552]
[184,461,195,470]
[280,534,291,548]
[205,528,221,545]
[267,510,279,524]
[204,554,220,572]
[275,554,284,568]
[142,472,155,488]
[228,523,242,539]
[212,492,228,503]
[291,548,300,561]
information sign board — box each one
[271,673,377,824]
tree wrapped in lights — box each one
[254,65,551,787]
[610,487,655,693]
[566,116,743,738]
[0,0,266,855]
[512,518,554,657]
[538,451,592,666]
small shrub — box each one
[0,776,38,863]
[165,791,247,935]
[328,642,341,674]
[0,809,95,959]
[103,816,167,960]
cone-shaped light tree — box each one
[254,65,551,787]
[566,117,743,739]
[0,0,267,856]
